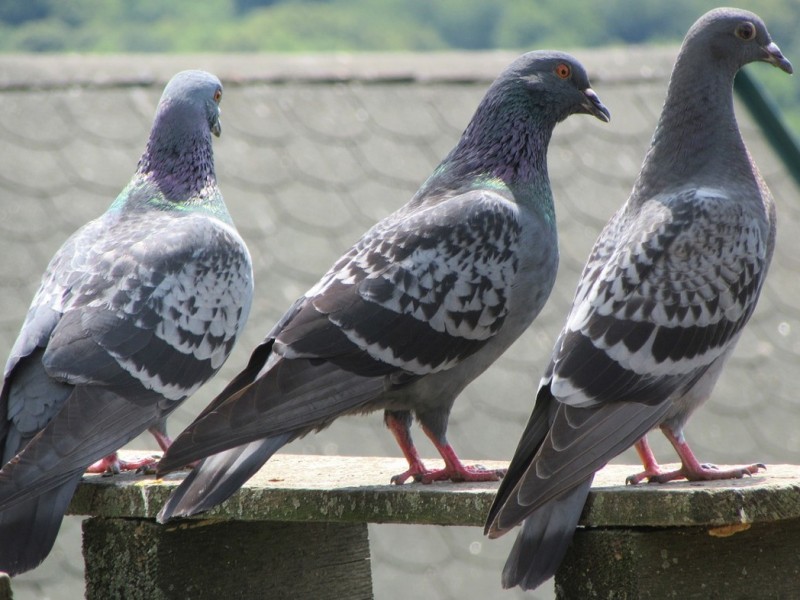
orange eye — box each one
[736,22,755,40]
[555,63,571,79]
[213,89,223,103]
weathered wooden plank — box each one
[68,455,800,599]
[556,518,800,599]
[68,454,800,529]
[83,518,372,600]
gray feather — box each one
[501,479,592,591]
[157,436,291,522]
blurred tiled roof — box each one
[1,50,798,600]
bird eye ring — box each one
[213,89,223,103]
[555,63,571,79]
[735,22,755,40]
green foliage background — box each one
[1,0,799,132]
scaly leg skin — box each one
[149,423,200,471]
[148,425,173,453]
[626,436,665,484]
[385,411,430,484]
[385,412,505,484]
[418,434,507,484]
[85,425,172,476]
[86,452,161,476]
[627,427,765,485]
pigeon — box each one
[0,70,253,575]
[484,8,792,591]
[155,50,610,522]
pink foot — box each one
[627,436,669,484]
[403,436,505,484]
[385,413,430,484]
[627,432,766,485]
[418,462,506,484]
[86,452,161,476]
[390,458,505,485]
[421,426,505,484]
[384,412,505,485]
[627,466,669,485]
[384,411,506,485]
[390,458,430,485]
[646,462,765,484]
[629,462,765,484]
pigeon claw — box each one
[385,415,507,484]
[625,464,683,485]
[419,464,506,484]
[390,468,422,485]
[390,463,506,485]
[389,455,430,485]
[629,431,767,485]
[627,462,766,485]
[86,452,162,476]
[656,462,766,483]
[626,470,653,485]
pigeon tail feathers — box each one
[0,470,82,575]
[157,357,386,474]
[500,478,592,590]
[157,435,291,522]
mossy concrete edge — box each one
[67,455,800,528]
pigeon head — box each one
[433,51,608,194]
[500,51,611,124]
[632,8,791,202]
[683,8,792,75]
[157,70,224,138]
[136,70,223,202]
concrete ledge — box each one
[581,462,800,528]
[68,454,800,528]
[66,455,800,599]
[69,453,508,525]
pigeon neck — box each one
[632,52,751,200]
[136,108,217,202]
[444,93,556,205]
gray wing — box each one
[280,188,523,374]
[550,186,771,407]
[0,208,253,505]
[488,187,772,534]
[1,307,64,463]
[158,188,523,471]
[42,211,253,399]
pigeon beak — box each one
[581,88,611,123]
[211,116,222,137]
[762,42,793,74]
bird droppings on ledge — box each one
[67,452,800,530]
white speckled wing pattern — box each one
[15,208,253,404]
[550,187,770,407]
[279,189,522,376]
